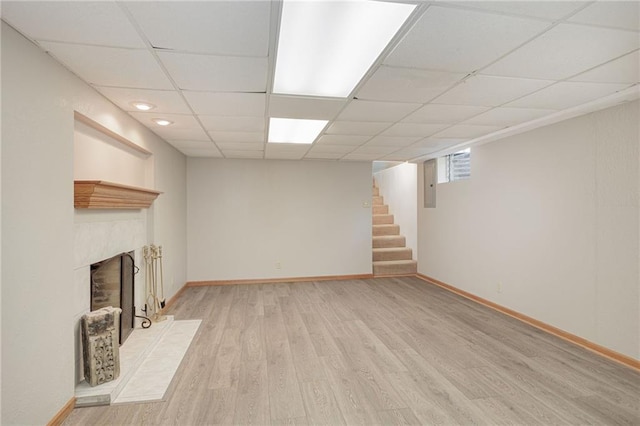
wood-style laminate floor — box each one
[65,277,640,425]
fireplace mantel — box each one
[74,180,161,209]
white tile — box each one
[432,124,503,138]
[340,153,380,161]
[199,116,265,132]
[158,52,267,92]
[366,135,421,147]
[570,50,640,84]
[483,24,639,80]
[433,75,553,106]
[265,144,309,160]
[124,1,271,55]
[463,107,556,126]
[269,96,346,120]
[337,100,421,122]
[129,112,200,129]
[402,104,491,124]
[168,140,218,150]
[448,1,588,21]
[381,123,448,137]
[304,151,345,160]
[306,144,355,154]
[410,138,468,150]
[2,2,145,48]
[507,81,631,110]
[153,127,210,142]
[222,150,264,159]
[217,143,265,152]
[351,145,398,155]
[39,42,173,89]
[384,6,549,72]
[209,131,264,143]
[315,135,371,146]
[183,92,266,116]
[356,66,465,103]
[382,147,434,161]
[177,147,223,158]
[325,121,392,136]
[96,88,191,114]
[568,2,640,31]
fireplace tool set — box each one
[142,244,166,322]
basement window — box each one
[438,148,471,183]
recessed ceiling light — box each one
[153,118,173,126]
[131,101,155,111]
[273,0,415,98]
[268,117,328,144]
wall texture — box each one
[418,100,639,359]
[374,163,418,258]
[187,158,372,281]
[1,23,187,424]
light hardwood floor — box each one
[65,277,640,425]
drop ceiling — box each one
[2,1,638,162]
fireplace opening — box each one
[90,252,136,345]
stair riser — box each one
[372,187,379,196]
[373,236,405,248]
[373,225,400,236]
[373,262,417,276]
[373,205,388,214]
[373,214,394,225]
[372,196,384,206]
[373,249,412,262]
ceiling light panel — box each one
[268,118,328,144]
[483,24,639,80]
[1,2,145,48]
[507,81,632,110]
[338,100,421,122]
[96,87,191,114]
[384,6,549,73]
[269,96,347,120]
[273,0,416,97]
[158,52,267,92]
[568,2,640,31]
[402,104,491,124]
[123,1,271,56]
[39,42,173,89]
[183,92,266,116]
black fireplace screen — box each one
[90,252,135,344]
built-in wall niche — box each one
[74,111,153,189]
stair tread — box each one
[373,235,404,239]
[373,260,417,265]
[373,247,411,252]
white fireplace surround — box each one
[73,209,148,384]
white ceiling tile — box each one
[356,66,465,103]
[349,145,398,159]
[129,112,199,129]
[315,135,371,146]
[463,107,556,126]
[402,104,491,124]
[483,24,639,80]
[507,81,632,110]
[569,50,640,84]
[152,127,210,141]
[209,131,264,143]
[341,153,379,161]
[307,144,355,154]
[410,138,468,149]
[382,123,448,137]
[178,147,224,158]
[269,96,347,120]
[568,2,640,31]
[123,1,270,55]
[96,87,191,114]
[338,100,421,122]
[326,121,392,136]
[432,124,503,138]
[304,151,345,160]
[2,2,145,48]
[158,52,267,91]
[384,6,550,72]
[199,116,265,132]
[222,150,264,159]
[183,92,266,116]
[217,142,265,151]
[265,144,309,160]
[39,42,173,89]
[366,136,420,147]
[167,140,216,150]
[433,75,553,106]
[448,1,588,21]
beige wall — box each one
[1,22,187,424]
[418,100,640,359]
[187,158,373,281]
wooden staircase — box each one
[372,181,417,276]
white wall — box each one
[418,100,639,359]
[1,22,187,424]
[374,163,418,258]
[188,158,372,281]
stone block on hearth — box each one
[82,306,122,387]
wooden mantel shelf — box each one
[74,181,162,209]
